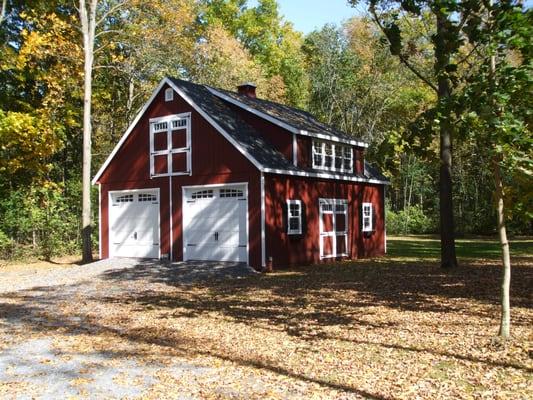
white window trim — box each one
[319,198,348,259]
[312,140,353,173]
[362,202,373,232]
[287,199,302,235]
[149,113,191,178]
[165,87,174,101]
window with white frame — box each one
[312,140,352,172]
[287,200,302,235]
[150,113,191,177]
[165,88,174,102]
[362,202,373,232]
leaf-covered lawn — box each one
[0,236,531,399]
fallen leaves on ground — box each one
[0,255,531,399]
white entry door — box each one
[319,198,348,259]
[183,185,247,263]
[109,190,160,258]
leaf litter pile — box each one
[0,255,531,399]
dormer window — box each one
[312,140,353,173]
[149,113,191,177]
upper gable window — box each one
[312,140,353,173]
[149,113,191,177]
[165,88,174,102]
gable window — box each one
[362,202,373,232]
[149,113,191,177]
[165,88,174,102]
[287,200,302,235]
[312,140,352,173]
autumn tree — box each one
[349,0,506,269]
[455,1,532,338]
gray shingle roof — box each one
[170,78,388,184]
[211,87,362,143]
[171,78,298,171]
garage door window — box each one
[220,188,244,198]
[150,113,191,177]
[191,189,214,199]
[114,194,134,204]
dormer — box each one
[207,84,368,176]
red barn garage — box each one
[93,78,389,270]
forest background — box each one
[0,0,530,260]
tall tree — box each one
[78,0,97,263]
[456,1,532,338]
[349,0,499,269]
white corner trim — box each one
[92,79,169,184]
[98,183,102,259]
[208,87,368,148]
[169,176,173,260]
[262,168,390,185]
[292,133,297,166]
[166,79,264,172]
[260,172,266,267]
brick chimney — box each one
[237,82,257,98]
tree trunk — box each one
[435,10,458,269]
[80,0,97,263]
[493,156,511,339]
[0,0,7,26]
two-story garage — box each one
[92,78,389,270]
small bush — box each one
[0,230,14,259]
[387,205,436,235]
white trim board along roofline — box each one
[207,87,369,148]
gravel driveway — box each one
[0,259,261,399]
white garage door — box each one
[183,185,247,263]
[109,190,160,258]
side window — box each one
[287,200,302,235]
[361,202,373,232]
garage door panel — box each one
[109,190,160,259]
[183,185,247,263]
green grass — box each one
[387,235,533,260]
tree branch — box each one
[95,0,129,28]
[370,6,438,93]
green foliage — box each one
[0,182,81,260]
[386,205,436,235]
[0,230,14,259]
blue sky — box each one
[253,0,533,35]
[248,0,363,34]
[277,0,363,33]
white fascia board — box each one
[166,79,264,172]
[208,87,368,148]
[300,130,368,148]
[92,79,168,184]
[262,168,390,185]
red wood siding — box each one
[296,136,311,168]
[264,174,384,268]
[355,148,364,175]
[97,84,261,267]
